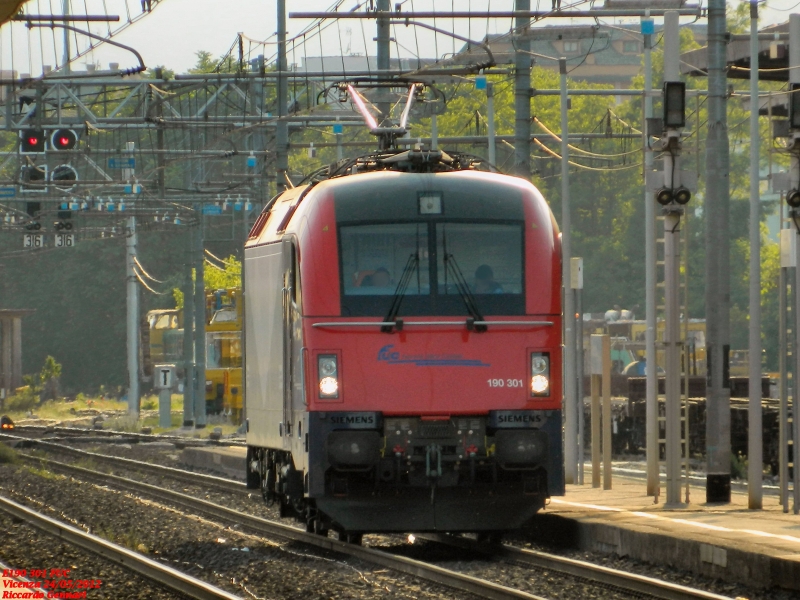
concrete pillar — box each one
[10,318,20,389]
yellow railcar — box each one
[205,288,243,423]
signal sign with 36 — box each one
[23,233,44,248]
[55,233,75,247]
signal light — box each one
[787,189,800,208]
[663,81,686,129]
[51,129,78,151]
[674,187,692,205]
[25,202,41,217]
[20,165,47,193]
[51,164,78,191]
[20,129,46,153]
[24,221,41,231]
[54,221,73,231]
[655,187,673,205]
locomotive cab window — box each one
[340,222,430,303]
[437,223,522,294]
[339,220,524,317]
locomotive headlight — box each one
[530,352,550,397]
[531,375,549,394]
[318,354,339,398]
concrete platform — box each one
[531,476,800,592]
[181,446,246,480]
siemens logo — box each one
[498,414,542,425]
[330,415,375,425]
[490,411,547,428]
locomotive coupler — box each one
[425,444,442,478]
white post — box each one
[561,57,577,484]
[573,257,585,485]
[155,364,175,429]
[126,215,139,418]
[643,14,659,499]
[747,0,763,510]
[663,10,683,506]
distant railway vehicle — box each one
[205,288,243,420]
[244,147,564,539]
[1,415,14,430]
[144,290,243,420]
[145,309,182,366]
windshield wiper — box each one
[382,252,419,332]
[443,252,486,332]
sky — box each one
[2,0,800,75]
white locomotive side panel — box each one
[244,243,286,449]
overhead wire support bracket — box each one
[13,14,120,22]
[25,23,146,77]
[290,8,704,19]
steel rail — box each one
[18,454,547,600]
[7,426,247,447]
[11,447,735,600]
[6,435,249,494]
[420,534,734,600]
[0,494,243,600]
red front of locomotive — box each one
[291,169,563,534]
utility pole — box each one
[487,82,496,166]
[747,0,763,510]
[124,140,139,418]
[705,0,732,504]
[125,215,139,418]
[193,216,206,428]
[787,13,800,515]
[182,227,195,427]
[643,13,659,498]
[376,0,391,124]
[276,0,289,194]
[62,0,70,74]
[660,10,687,507]
[514,0,531,178]
[560,58,577,484]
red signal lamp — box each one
[51,129,78,151]
[20,129,46,153]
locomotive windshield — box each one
[334,178,526,317]
[339,220,524,317]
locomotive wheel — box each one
[336,531,362,545]
[262,460,276,506]
[311,519,329,537]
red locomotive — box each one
[244,147,563,541]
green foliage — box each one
[204,255,241,290]
[40,356,62,381]
[169,256,241,309]
[0,444,18,464]
[5,389,37,412]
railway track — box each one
[0,494,243,600]
[3,435,735,600]
[8,424,247,447]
